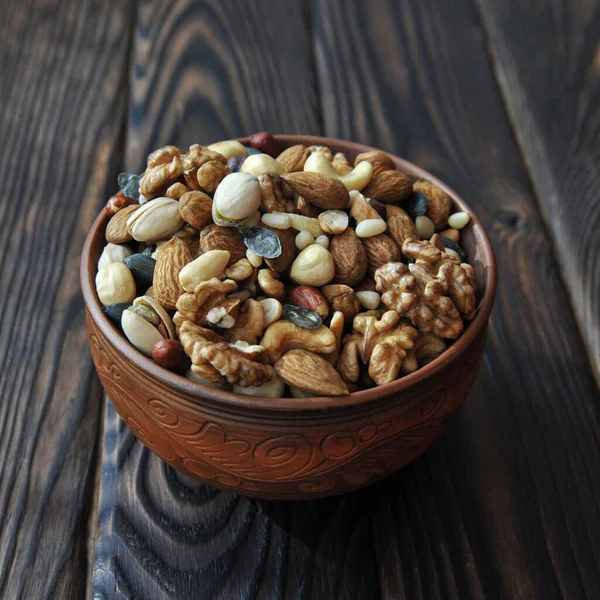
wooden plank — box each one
[473,0,600,384]
[0,0,134,598]
[124,0,321,172]
[313,0,600,598]
[95,403,379,599]
[93,2,382,598]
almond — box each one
[105,204,139,243]
[362,233,401,276]
[264,226,297,273]
[362,171,413,204]
[329,228,368,286]
[276,145,310,172]
[153,238,193,310]
[288,285,329,318]
[414,180,452,230]
[281,172,350,209]
[179,190,213,229]
[440,228,460,243]
[274,349,349,396]
[386,205,419,249]
[354,150,397,178]
[199,223,246,264]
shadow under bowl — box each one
[81,135,496,500]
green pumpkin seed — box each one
[239,226,282,259]
[282,304,322,329]
[102,302,131,325]
[403,191,428,217]
[118,172,140,201]
[124,253,156,286]
[439,236,467,262]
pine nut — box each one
[448,211,470,229]
[415,215,435,239]
[357,291,381,310]
[295,230,315,251]
[355,218,387,238]
[315,235,330,249]
[261,212,292,229]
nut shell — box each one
[126,198,184,242]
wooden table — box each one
[1,0,599,598]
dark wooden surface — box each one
[0,1,134,598]
[474,0,600,383]
[0,0,598,599]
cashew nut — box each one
[260,321,337,361]
[241,154,285,177]
[304,150,373,191]
[257,269,285,298]
[324,311,344,365]
[207,140,248,160]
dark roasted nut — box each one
[152,339,192,374]
[249,131,283,157]
[106,191,136,216]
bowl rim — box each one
[81,135,496,413]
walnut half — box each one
[179,321,272,387]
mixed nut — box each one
[96,133,476,397]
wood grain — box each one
[473,0,600,384]
[0,0,134,598]
[313,0,600,598]
[93,1,382,598]
[92,0,600,598]
[95,402,380,599]
[125,0,322,172]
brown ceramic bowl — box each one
[81,135,496,500]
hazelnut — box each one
[152,339,192,374]
[249,132,283,157]
[288,286,329,318]
[105,191,136,216]
[290,245,335,287]
[241,154,285,178]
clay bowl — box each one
[81,135,496,500]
